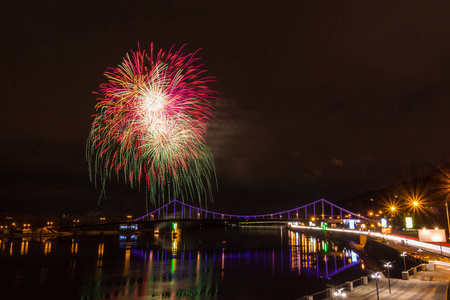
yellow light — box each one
[390,206,396,211]
[413,201,419,206]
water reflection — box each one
[0,227,365,299]
[44,241,51,255]
[287,230,361,279]
[71,239,78,254]
[20,239,28,255]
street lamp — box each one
[371,272,381,300]
[400,252,407,271]
[333,288,346,299]
[418,248,424,264]
[384,261,393,293]
[445,195,450,241]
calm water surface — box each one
[0,225,366,300]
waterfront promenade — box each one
[342,237,450,299]
[290,225,450,299]
[343,269,449,299]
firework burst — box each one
[87,44,218,208]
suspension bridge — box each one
[133,199,369,223]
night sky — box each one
[2,1,450,216]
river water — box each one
[0,225,366,300]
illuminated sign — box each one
[119,224,139,231]
[405,217,413,229]
[381,228,392,234]
[348,220,355,229]
[381,218,387,228]
[418,229,446,242]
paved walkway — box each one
[342,269,449,299]
[339,236,450,300]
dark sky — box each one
[2,1,450,216]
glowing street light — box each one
[418,248,424,264]
[371,272,381,300]
[333,288,346,299]
[400,252,407,271]
[384,261,393,293]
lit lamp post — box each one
[371,272,381,300]
[418,248,424,264]
[401,251,407,271]
[384,262,393,293]
[446,196,450,240]
[333,288,346,299]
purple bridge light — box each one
[133,199,368,222]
